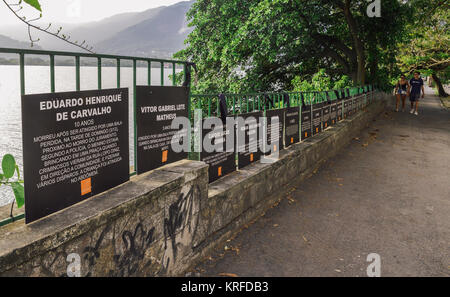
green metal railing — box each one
[0,47,190,172]
[0,47,191,226]
[189,86,375,118]
[188,86,377,163]
[0,46,379,226]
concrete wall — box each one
[0,93,389,277]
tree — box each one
[175,0,410,93]
[397,0,449,97]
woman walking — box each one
[394,75,409,112]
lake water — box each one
[0,65,180,206]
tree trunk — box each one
[342,0,366,85]
[432,73,449,97]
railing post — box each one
[172,62,176,86]
[208,96,212,117]
[185,64,190,121]
[97,57,102,90]
[50,54,55,93]
[160,62,164,86]
[148,61,152,86]
[133,59,138,174]
[116,58,121,88]
[19,53,25,96]
[75,56,80,91]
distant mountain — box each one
[65,6,168,49]
[0,1,194,58]
[95,1,194,58]
[0,34,42,50]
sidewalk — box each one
[193,87,450,277]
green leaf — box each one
[0,173,3,180]
[2,154,16,179]
[23,0,42,12]
[11,182,25,209]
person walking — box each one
[408,71,425,115]
[394,75,409,112]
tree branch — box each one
[2,0,95,53]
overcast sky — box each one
[1,0,186,25]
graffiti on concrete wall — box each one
[4,183,203,277]
[162,184,201,273]
[83,222,157,277]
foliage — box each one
[0,154,24,209]
[175,0,411,93]
[292,69,353,92]
[333,75,353,90]
[23,0,41,12]
[397,0,449,96]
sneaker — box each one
[410,109,414,114]
[414,111,419,116]
[395,108,399,112]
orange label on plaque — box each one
[250,154,254,162]
[316,128,319,133]
[273,145,277,152]
[81,178,92,196]
[218,167,222,177]
[291,137,294,144]
[325,123,328,128]
[162,150,168,163]
[305,132,308,138]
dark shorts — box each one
[410,93,420,102]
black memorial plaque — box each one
[322,103,331,129]
[346,97,353,117]
[330,102,338,125]
[353,95,359,113]
[337,99,344,121]
[22,88,129,223]
[343,98,349,118]
[237,111,263,169]
[265,108,285,154]
[201,120,236,183]
[301,104,312,140]
[136,86,189,174]
[284,107,300,147]
[312,103,323,135]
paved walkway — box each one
[194,87,450,277]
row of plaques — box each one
[201,92,370,183]
[22,86,188,223]
[21,86,371,223]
